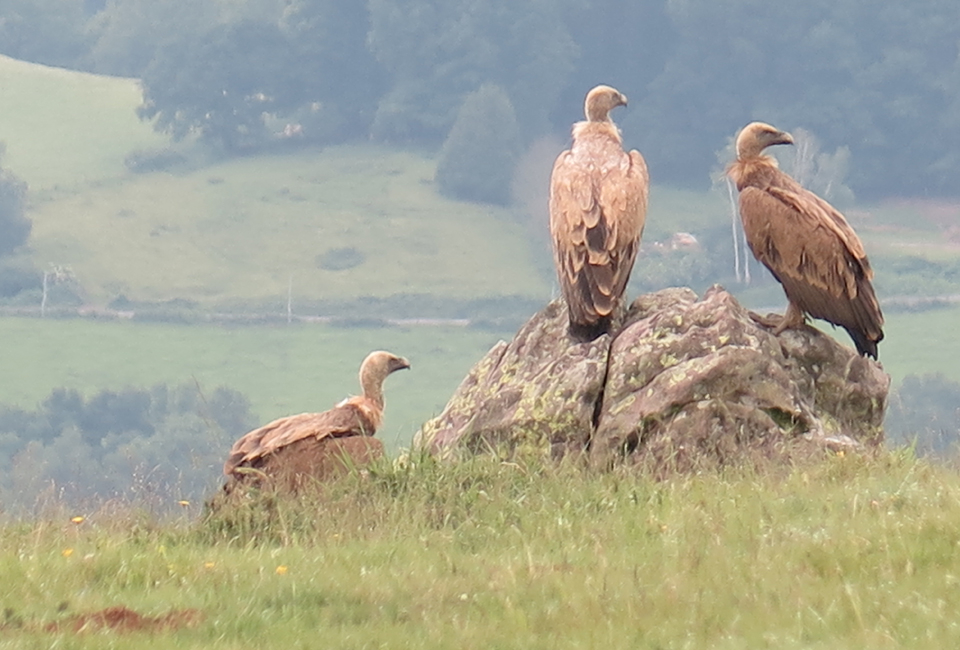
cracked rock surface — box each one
[415,286,890,470]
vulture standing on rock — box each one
[549,84,649,340]
[727,121,884,359]
[223,350,410,486]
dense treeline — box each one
[886,373,960,457]
[2,0,959,200]
[0,383,255,512]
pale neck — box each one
[360,369,384,409]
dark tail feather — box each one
[569,316,611,342]
[846,326,880,360]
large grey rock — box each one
[592,285,888,470]
[417,301,608,457]
[415,286,890,471]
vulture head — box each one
[584,85,628,123]
[359,350,410,406]
[736,122,794,159]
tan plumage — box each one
[223,350,410,479]
[549,84,649,339]
[727,122,884,359]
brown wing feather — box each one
[549,140,648,329]
[223,402,376,476]
[739,184,883,349]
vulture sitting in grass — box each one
[223,350,410,489]
[549,84,649,340]
[727,121,884,359]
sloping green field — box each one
[26,146,550,306]
[0,54,168,193]
[3,56,959,314]
[1,55,959,432]
[1,55,550,307]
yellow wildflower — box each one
[70,516,84,525]
[62,548,74,557]
[275,565,288,575]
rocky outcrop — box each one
[416,286,890,471]
[418,300,609,458]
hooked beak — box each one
[772,130,794,146]
[390,356,411,372]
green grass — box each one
[0,54,168,193]
[6,56,957,314]
[0,300,954,472]
[1,302,954,447]
[0,316,513,451]
[2,452,960,648]
[875,305,960,385]
[25,145,550,306]
[1,56,548,306]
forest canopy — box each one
[2,0,959,198]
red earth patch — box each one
[42,606,202,634]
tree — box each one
[555,0,673,131]
[0,144,30,258]
[138,20,301,152]
[367,0,578,143]
[0,382,256,510]
[623,0,960,198]
[886,373,960,456]
[278,0,387,142]
[0,0,89,68]
[85,0,219,77]
[435,84,521,205]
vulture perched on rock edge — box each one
[549,84,649,340]
[223,350,410,481]
[727,121,884,359]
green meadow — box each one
[1,316,513,451]
[0,54,168,194]
[0,302,956,455]
[3,452,960,648]
[0,44,959,650]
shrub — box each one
[435,84,521,206]
[316,247,366,271]
[0,144,29,258]
[123,148,186,174]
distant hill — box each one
[0,55,168,192]
[0,56,551,310]
[1,55,958,315]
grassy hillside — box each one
[5,56,957,314]
[26,146,551,306]
[1,57,550,307]
[2,453,959,648]
[0,55,168,193]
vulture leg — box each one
[748,311,784,329]
[772,301,806,335]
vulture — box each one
[223,350,410,484]
[549,84,649,339]
[727,122,884,359]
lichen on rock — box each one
[415,286,890,472]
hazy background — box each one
[0,0,959,510]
